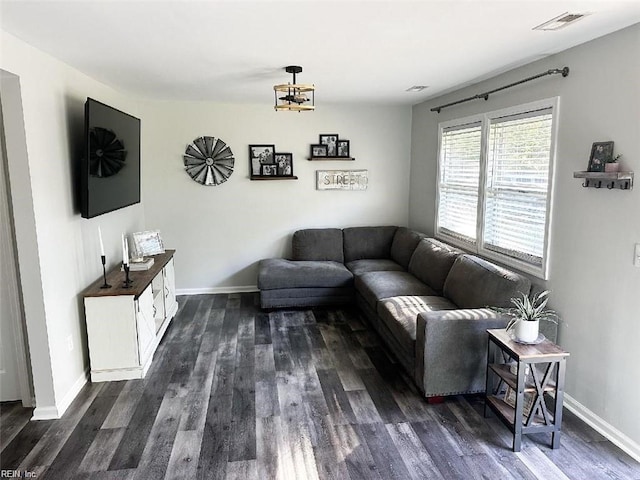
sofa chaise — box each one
[257,226,557,398]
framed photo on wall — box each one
[249,144,276,176]
[261,164,278,176]
[311,144,328,157]
[337,140,350,157]
[275,153,293,176]
[319,134,339,157]
[587,141,614,172]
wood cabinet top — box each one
[83,250,175,299]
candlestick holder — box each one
[123,263,133,288]
[100,255,111,289]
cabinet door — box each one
[163,258,178,319]
[151,270,166,329]
[136,286,156,365]
[85,296,138,371]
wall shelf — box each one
[573,171,634,190]
[307,157,355,161]
[250,175,298,181]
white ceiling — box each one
[2,1,640,106]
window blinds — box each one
[437,122,481,243]
[435,101,556,278]
[484,108,553,265]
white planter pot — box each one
[604,162,620,173]
[514,319,539,343]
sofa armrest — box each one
[414,308,511,397]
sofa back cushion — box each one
[408,238,461,294]
[343,226,398,263]
[390,227,425,269]
[443,254,531,308]
[292,228,344,262]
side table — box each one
[484,328,569,452]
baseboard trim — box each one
[564,393,640,463]
[31,368,88,421]
[57,368,89,417]
[31,405,60,420]
[177,286,258,295]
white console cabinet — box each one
[83,250,178,382]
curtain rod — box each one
[431,66,569,113]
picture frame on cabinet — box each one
[132,230,165,257]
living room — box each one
[1,1,639,478]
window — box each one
[437,122,481,243]
[436,99,558,279]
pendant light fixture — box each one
[274,65,315,112]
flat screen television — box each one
[80,98,141,218]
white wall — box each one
[5,16,636,458]
[410,25,640,454]
[0,29,411,417]
[0,31,145,418]
[140,101,412,292]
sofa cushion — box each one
[258,259,353,290]
[377,295,458,353]
[390,227,425,269]
[260,287,353,309]
[443,254,531,308]
[343,226,398,263]
[408,238,461,294]
[346,259,405,277]
[355,271,436,309]
[292,228,344,262]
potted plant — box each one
[604,154,622,173]
[497,290,558,343]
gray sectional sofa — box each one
[257,226,556,398]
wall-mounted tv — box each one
[80,98,141,218]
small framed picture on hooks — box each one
[587,141,614,172]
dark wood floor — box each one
[2,293,639,479]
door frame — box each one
[1,71,34,407]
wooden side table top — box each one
[487,328,569,361]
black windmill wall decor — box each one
[89,127,127,177]
[184,136,235,186]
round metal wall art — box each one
[184,136,234,186]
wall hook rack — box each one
[574,171,634,190]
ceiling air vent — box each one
[533,12,588,31]
[406,86,428,92]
